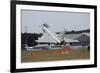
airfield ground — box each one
[21,48,90,63]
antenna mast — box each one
[25,26,27,44]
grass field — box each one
[21,48,90,63]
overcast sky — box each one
[21,10,90,33]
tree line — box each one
[21,33,42,48]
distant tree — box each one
[38,33,43,37]
[72,30,75,33]
[21,33,42,47]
